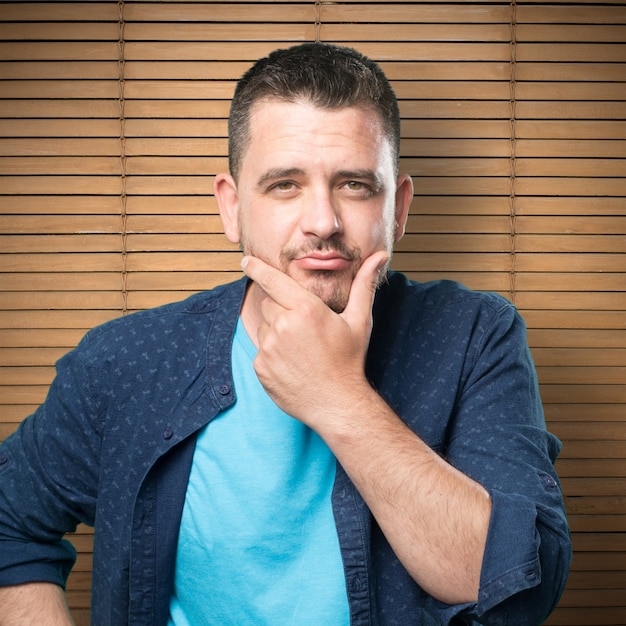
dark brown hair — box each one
[228,43,401,180]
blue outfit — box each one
[0,273,571,625]
[168,319,349,624]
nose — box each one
[299,187,342,240]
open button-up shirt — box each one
[0,273,571,625]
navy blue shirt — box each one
[0,273,571,625]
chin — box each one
[300,272,352,313]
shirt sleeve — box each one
[0,338,100,588]
[436,302,571,624]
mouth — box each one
[292,252,353,272]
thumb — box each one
[342,250,389,327]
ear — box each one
[214,172,241,244]
[393,174,413,242]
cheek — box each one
[358,213,394,250]
[239,213,289,259]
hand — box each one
[240,250,389,428]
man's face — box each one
[219,98,410,313]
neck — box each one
[239,281,264,348]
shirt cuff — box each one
[478,489,542,612]
[0,539,76,588]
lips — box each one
[293,253,352,272]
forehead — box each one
[244,98,392,164]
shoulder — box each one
[88,279,244,337]
[68,279,246,364]
[380,271,515,321]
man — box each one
[0,43,570,625]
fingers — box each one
[342,250,389,326]
[241,256,302,310]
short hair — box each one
[228,42,401,181]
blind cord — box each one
[509,0,518,304]
[118,0,129,315]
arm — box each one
[314,383,491,604]
[241,252,491,604]
[0,338,98,596]
[0,583,75,626]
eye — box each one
[341,180,374,196]
[268,180,298,194]
[346,181,364,190]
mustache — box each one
[280,237,362,264]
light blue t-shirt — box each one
[168,319,349,625]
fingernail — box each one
[241,256,249,269]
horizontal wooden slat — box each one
[0,42,119,61]
[534,349,626,367]
[565,569,626,588]
[0,61,118,79]
[321,4,512,23]
[0,157,121,175]
[1,253,123,272]
[0,216,122,234]
[0,139,121,157]
[126,271,238,291]
[124,3,314,22]
[517,5,626,24]
[0,196,122,214]
[517,43,626,63]
[545,404,626,421]
[516,254,626,273]
[565,496,625,515]
[516,62,626,82]
[517,292,626,310]
[0,367,56,385]
[522,276,625,297]
[517,197,626,216]
[0,310,119,329]
[0,3,118,21]
[0,24,119,41]
[516,120,626,140]
[0,119,120,137]
[124,251,242,271]
[0,329,85,347]
[550,422,626,441]
[529,330,626,349]
[516,82,626,101]
[557,458,626,477]
[0,348,74,366]
[540,384,626,404]
[517,24,626,43]
[0,80,119,99]
[0,292,125,310]
[515,235,626,253]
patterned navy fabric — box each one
[0,272,570,625]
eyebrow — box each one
[256,168,305,190]
[256,167,385,192]
[336,169,385,191]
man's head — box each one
[227,43,401,182]
[215,43,413,317]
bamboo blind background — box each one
[0,1,624,623]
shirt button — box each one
[0,453,8,465]
[218,384,231,395]
[162,427,173,440]
[525,568,539,581]
[541,474,558,489]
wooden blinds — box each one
[0,1,624,623]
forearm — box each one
[0,582,75,626]
[317,383,491,605]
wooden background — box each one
[0,1,624,623]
